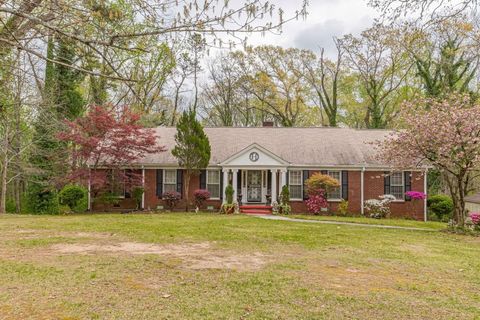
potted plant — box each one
[220,184,235,214]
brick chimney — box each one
[262,121,274,127]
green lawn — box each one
[288,214,446,230]
[0,213,478,319]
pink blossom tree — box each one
[378,96,480,226]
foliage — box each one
[427,194,454,221]
[279,203,291,215]
[193,189,211,208]
[378,95,480,226]
[57,105,164,190]
[279,185,290,205]
[338,200,349,216]
[25,184,60,215]
[405,191,426,200]
[305,173,340,196]
[469,212,480,226]
[171,110,211,210]
[224,184,234,205]
[161,191,181,210]
[59,185,87,212]
[305,192,328,215]
[364,195,395,219]
[220,202,236,214]
[132,187,144,210]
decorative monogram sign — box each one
[249,152,259,162]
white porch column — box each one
[222,168,230,203]
[280,169,287,191]
[141,166,145,210]
[271,169,277,203]
[232,169,238,203]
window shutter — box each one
[404,171,412,201]
[303,170,310,200]
[341,171,349,200]
[237,170,242,193]
[220,171,224,200]
[267,170,272,191]
[384,171,391,195]
[156,169,163,198]
[199,170,207,189]
[176,169,183,197]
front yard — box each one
[0,213,478,319]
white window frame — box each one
[206,169,221,200]
[327,170,342,201]
[390,171,405,202]
[289,170,303,201]
[163,169,177,193]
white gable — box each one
[219,143,289,167]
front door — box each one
[247,170,262,202]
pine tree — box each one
[171,110,211,210]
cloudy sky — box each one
[244,0,380,57]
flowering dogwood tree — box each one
[58,105,165,191]
[378,96,480,226]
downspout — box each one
[361,167,365,215]
[141,166,145,210]
[87,165,91,211]
[424,169,428,222]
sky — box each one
[243,0,380,57]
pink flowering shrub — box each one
[405,191,426,200]
[470,212,480,225]
[305,191,328,215]
[193,189,210,208]
[162,191,181,210]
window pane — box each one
[391,172,403,186]
[207,184,220,198]
[327,171,341,199]
[207,170,220,184]
[391,185,404,200]
[289,171,302,185]
[164,184,176,193]
[164,170,177,184]
[290,185,302,199]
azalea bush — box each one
[193,189,210,208]
[470,212,480,226]
[364,194,395,219]
[162,191,181,210]
[305,192,328,215]
[405,191,426,200]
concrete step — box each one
[241,209,272,214]
[240,205,272,210]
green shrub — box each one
[59,184,88,213]
[427,194,453,220]
[5,198,16,213]
[132,187,144,209]
[25,183,60,214]
[280,185,290,205]
[225,184,234,204]
[338,200,349,216]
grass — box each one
[287,214,447,230]
[0,212,478,319]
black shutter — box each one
[156,169,163,197]
[220,171,224,200]
[237,170,242,193]
[404,171,412,201]
[199,170,207,189]
[303,170,309,200]
[384,171,391,195]
[267,170,272,191]
[341,171,349,200]
[176,169,183,197]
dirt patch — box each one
[7,229,114,240]
[50,242,269,271]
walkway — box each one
[251,215,436,232]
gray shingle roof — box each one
[137,127,394,168]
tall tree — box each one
[171,111,211,210]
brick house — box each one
[89,126,428,220]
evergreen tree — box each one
[171,110,211,210]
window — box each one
[390,172,404,200]
[289,170,303,200]
[207,170,221,199]
[327,171,342,200]
[163,169,177,192]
